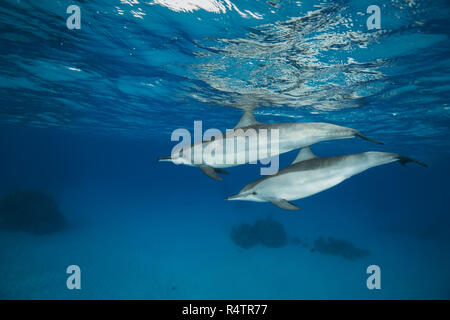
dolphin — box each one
[226,148,427,210]
[158,110,383,180]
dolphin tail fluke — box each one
[270,198,300,211]
[397,155,428,167]
[199,165,228,181]
[353,130,384,145]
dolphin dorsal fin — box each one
[292,146,316,164]
[235,109,259,128]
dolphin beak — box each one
[225,194,241,201]
[158,156,172,162]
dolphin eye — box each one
[252,191,257,195]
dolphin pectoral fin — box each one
[199,165,223,181]
[353,130,384,145]
[214,168,229,175]
[270,199,300,211]
[292,146,316,164]
[397,156,428,167]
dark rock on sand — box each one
[0,189,66,234]
[230,217,287,249]
[312,236,370,261]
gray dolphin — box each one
[158,110,382,180]
[226,148,427,210]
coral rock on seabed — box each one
[253,217,287,248]
[230,217,287,249]
[230,223,259,249]
[291,236,302,246]
[312,237,370,261]
[0,189,66,235]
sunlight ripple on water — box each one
[0,0,449,148]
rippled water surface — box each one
[2,1,449,142]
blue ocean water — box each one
[0,0,449,299]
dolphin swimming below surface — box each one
[158,110,383,180]
[226,148,427,210]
